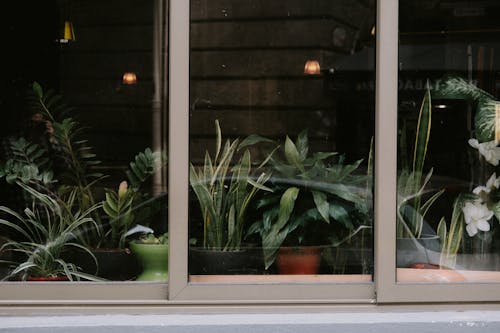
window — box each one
[396,0,500,284]
[187,0,375,284]
[2,0,500,305]
[0,0,169,300]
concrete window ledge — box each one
[2,311,500,333]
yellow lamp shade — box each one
[63,21,76,41]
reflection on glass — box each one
[0,1,168,282]
[188,0,375,282]
[397,0,500,282]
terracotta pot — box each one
[396,235,441,268]
[276,246,322,274]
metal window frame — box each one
[2,0,500,306]
[374,0,500,303]
[167,0,374,304]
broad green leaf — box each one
[312,190,329,223]
[284,136,304,172]
[329,204,351,229]
[275,187,299,230]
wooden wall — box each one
[189,0,375,163]
[60,0,156,169]
[57,0,375,168]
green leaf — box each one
[275,187,300,230]
[413,81,432,174]
[238,134,274,150]
[312,190,329,223]
[284,136,304,172]
[475,99,500,142]
[247,176,273,192]
[437,217,447,252]
[329,204,351,229]
[295,130,309,160]
[33,82,43,99]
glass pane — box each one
[189,0,375,283]
[397,0,500,283]
[0,1,168,282]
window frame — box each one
[1,0,500,305]
[167,0,374,303]
[375,0,500,303]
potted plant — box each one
[189,120,274,274]
[432,76,500,271]
[88,148,167,280]
[0,82,167,280]
[128,230,168,281]
[0,183,103,281]
[396,77,500,271]
[247,130,372,274]
[396,82,445,268]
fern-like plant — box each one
[29,82,103,213]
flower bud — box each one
[118,181,128,198]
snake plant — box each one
[189,120,274,251]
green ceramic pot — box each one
[130,241,168,281]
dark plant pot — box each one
[276,246,322,274]
[68,248,141,281]
[130,242,168,281]
[396,235,441,268]
[0,237,11,279]
[27,276,70,282]
[189,246,264,275]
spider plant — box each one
[0,82,104,247]
[0,183,103,281]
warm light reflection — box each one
[122,72,137,85]
[304,60,321,75]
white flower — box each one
[469,139,500,166]
[473,173,500,197]
[462,201,493,237]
